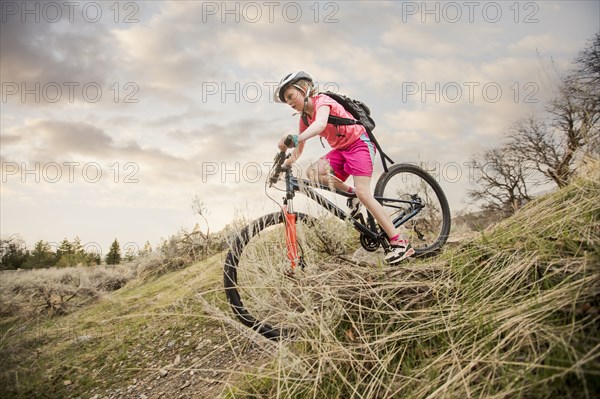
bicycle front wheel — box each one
[374,163,451,255]
[224,211,322,340]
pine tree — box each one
[106,239,121,265]
[139,241,153,257]
[72,236,86,265]
[0,236,29,270]
[25,240,56,269]
[124,245,136,262]
[56,238,76,268]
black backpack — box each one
[323,91,376,133]
[302,91,394,172]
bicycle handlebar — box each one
[268,135,295,185]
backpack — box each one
[322,91,376,133]
[302,91,394,172]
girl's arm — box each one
[297,106,330,144]
[280,105,330,166]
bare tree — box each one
[467,34,598,216]
[545,80,599,185]
[567,32,600,156]
[191,195,210,238]
[468,145,536,216]
[191,195,212,257]
[508,34,600,187]
[507,116,571,187]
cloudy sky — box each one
[1,1,599,255]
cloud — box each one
[167,117,280,162]
[144,106,214,128]
[0,116,284,187]
[0,134,22,146]
[2,119,190,182]
[111,3,231,88]
[36,120,114,155]
[0,14,119,85]
[508,34,573,56]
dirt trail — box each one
[96,322,273,399]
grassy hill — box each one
[0,253,273,399]
[223,163,599,398]
[1,161,598,398]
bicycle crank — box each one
[360,234,380,252]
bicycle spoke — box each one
[375,164,451,254]
[225,212,332,337]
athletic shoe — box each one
[384,240,415,264]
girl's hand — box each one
[278,134,298,151]
[278,135,289,151]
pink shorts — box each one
[323,134,376,182]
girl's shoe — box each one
[384,240,415,264]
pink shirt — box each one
[299,94,365,150]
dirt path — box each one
[89,288,280,399]
[95,321,274,399]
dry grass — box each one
[0,264,137,318]
[0,225,228,319]
[1,163,597,398]
[221,161,600,398]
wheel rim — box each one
[225,213,332,338]
[377,168,449,252]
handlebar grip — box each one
[269,151,288,184]
[283,134,294,148]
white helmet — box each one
[273,71,313,103]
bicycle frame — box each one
[277,162,425,268]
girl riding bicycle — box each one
[274,71,414,264]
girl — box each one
[274,71,414,264]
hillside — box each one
[1,161,599,398]
[0,254,273,398]
[223,161,599,398]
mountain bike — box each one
[224,137,451,339]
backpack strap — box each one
[301,112,309,127]
[327,115,356,126]
[363,126,394,173]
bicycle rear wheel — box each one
[374,163,451,255]
[224,211,321,339]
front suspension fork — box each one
[283,204,299,270]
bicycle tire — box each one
[374,163,451,255]
[224,211,316,340]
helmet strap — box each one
[293,83,312,117]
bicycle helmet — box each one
[274,71,313,103]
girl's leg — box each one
[354,175,414,263]
[353,175,400,239]
[307,159,353,193]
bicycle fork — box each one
[283,204,300,271]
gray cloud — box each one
[0,15,118,85]
[1,117,280,185]
[2,119,192,182]
[145,106,214,128]
[0,134,22,146]
[36,120,114,155]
